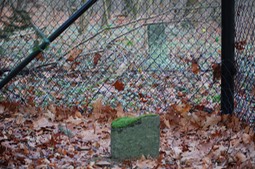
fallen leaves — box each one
[242,133,252,144]
[160,102,255,168]
[235,152,246,162]
[172,103,192,114]
[1,101,255,168]
[212,63,221,82]
[92,96,126,124]
[203,115,222,129]
[191,59,200,74]
[66,48,82,62]
[112,80,125,91]
[116,103,125,117]
[92,97,103,117]
[35,52,44,61]
[251,84,255,97]
[93,52,102,67]
[235,40,247,52]
[33,117,54,129]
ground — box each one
[0,101,255,168]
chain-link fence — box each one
[0,0,233,117]
[235,0,255,126]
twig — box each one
[0,62,57,76]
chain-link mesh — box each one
[235,0,255,126]
[0,0,221,114]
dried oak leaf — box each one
[235,152,247,162]
[203,115,221,129]
[92,97,103,118]
[242,133,252,144]
[191,59,200,74]
[235,40,246,51]
[36,52,44,61]
[212,63,221,82]
[116,103,125,118]
[93,53,102,67]
[138,92,148,103]
[71,61,81,70]
[112,80,125,91]
[102,105,116,119]
[172,103,191,114]
[66,48,82,62]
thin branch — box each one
[0,62,57,76]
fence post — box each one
[221,0,235,114]
[0,0,98,90]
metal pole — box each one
[0,0,98,89]
[221,0,235,114]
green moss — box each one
[111,114,158,129]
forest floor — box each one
[0,101,255,169]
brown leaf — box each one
[70,61,81,70]
[116,103,125,117]
[36,52,44,61]
[202,156,212,168]
[74,110,82,118]
[66,116,83,125]
[203,115,221,129]
[242,133,252,144]
[96,160,111,167]
[102,105,116,115]
[33,117,54,129]
[172,103,191,115]
[251,84,255,97]
[191,59,200,74]
[235,152,246,162]
[138,92,149,103]
[115,15,126,25]
[15,114,25,125]
[212,63,221,82]
[190,112,204,127]
[0,144,6,154]
[164,118,171,128]
[0,104,4,114]
[46,104,56,121]
[227,116,242,131]
[98,105,117,123]
[92,97,103,119]
[93,53,102,67]
[113,80,125,91]
[235,40,246,51]
[66,48,82,62]
[136,159,157,168]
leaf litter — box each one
[0,101,255,168]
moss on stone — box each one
[111,114,157,129]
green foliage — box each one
[126,40,133,46]
[212,94,221,103]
